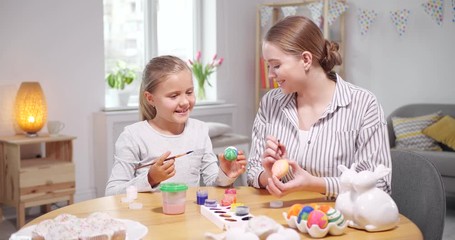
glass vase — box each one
[195,76,207,101]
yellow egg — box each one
[272,159,290,179]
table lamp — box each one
[14,82,47,137]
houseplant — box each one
[189,51,224,100]
[106,60,137,90]
[105,61,138,106]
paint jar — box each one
[159,183,188,215]
[224,188,237,204]
[196,189,208,205]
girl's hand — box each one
[147,151,175,187]
[219,150,247,178]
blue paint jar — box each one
[196,189,208,205]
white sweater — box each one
[105,119,234,196]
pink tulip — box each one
[212,53,218,60]
[196,51,202,62]
[214,58,224,67]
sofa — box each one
[386,103,455,197]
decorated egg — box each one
[307,210,328,229]
[327,208,345,226]
[297,205,314,223]
[224,146,238,161]
[272,159,290,179]
[310,203,320,210]
[287,204,303,219]
[318,204,331,213]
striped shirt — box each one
[247,75,392,198]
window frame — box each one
[104,0,211,110]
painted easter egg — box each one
[287,204,303,219]
[327,208,345,226]
[272,159,290,179]
[307,210,328,229]
[318,204,331,213]
[297,205,314,223]
[224,146,238,161]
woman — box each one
[247,16,391,198]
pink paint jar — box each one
[159,183,188,215]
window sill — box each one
[103,99,226,112]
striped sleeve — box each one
[247,98,268,188]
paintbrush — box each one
[277,139,283,158]
[134,150,194,170]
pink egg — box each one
[307,210,328,229]
[272,159,289,179]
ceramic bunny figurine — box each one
[350,165,399,232]
[335,163,358,225]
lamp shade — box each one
[15,82,47,137]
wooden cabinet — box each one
[0,134,76,228]
[255,0,347,108]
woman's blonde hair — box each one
[139,55,191,120]
[265,16,342,80]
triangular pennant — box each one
[328,0,348,25]
[422,0,444,25]
[307,1,324,28]
[452,0,455,22]
[282,6,297,18]
[358,8,378,35]
[390,9,411,36]
[260,6,273,28]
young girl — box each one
[105,55,247,196]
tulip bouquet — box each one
[189,51,224,100]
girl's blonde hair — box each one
[139,55,191,120]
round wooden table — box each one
[25,186,422,240]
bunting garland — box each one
[260,6,272,28]
[328,0,349,25]
[390,9,411,36]
[422,0,444,25]
[281,6,297,18]
[260,0,452,39]
[452,0,455,22]
[308,1,324,28]
[358,9,378,35]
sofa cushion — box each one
[392,111,442,151]
[423,115,455,151]
[411,150,455,177]
[206,122,232,138]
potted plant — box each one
[105,61,138,106]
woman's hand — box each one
[265,160,325,197]
[260,136,287,187]
[219,150,247,178]
[147,151,175,187]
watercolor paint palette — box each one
[200,204,254,230]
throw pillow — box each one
[392,111,442,151]
[423,115,455,151]
[206,122,232,138]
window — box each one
[103,0,211,109]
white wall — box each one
[344,0,455,115]
[0,0,105,201]
[0,0,453,203]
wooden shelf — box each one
[21,158,72,168]
[0,134,76,228]
[255,0,346,108]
